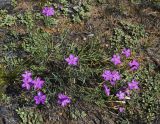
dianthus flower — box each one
[32,77,44,90]
[42,7,55,16]
[22,71,32,90]
[103,84,110,96]
[22,71,32,79]
[102,70,112,81]
[102,70,121,86]
[129,60,139,70]
[122,48,131,58]
[34,91,46,105]
[116,91,125,100]
[112,71,121,81]
[65,54,78,66]
[128,80,139,90]
[111,54,122,65]
[57,93,71,107]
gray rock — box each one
[0,106,19,124]
[0,0,13,10]
[146,39,160,67]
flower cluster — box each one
[21,48,139,110]
[22,70,71,107]
[102,48,140,112]
[21,71,46,105]
[102,70,121,86]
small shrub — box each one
[16,108,44,124]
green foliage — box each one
[21,29,53,73]
[70,108,87,120]
[16,108,44,124]
[17,11,34,30]
[59,0,68,4]
[2,32,25,71]
[0,94,11,104]
[11,0,18,7]
[65,38,105,83]
[109,21,145,52]
[72,3,90,23]
[43,17,58,27]
[119,63,160,123]
[0,10,16,27]
[0,65,7,98]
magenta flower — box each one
[128,80,139,90]
[22,71,32,90]
[102,70,121,86]
[32,77,44,90]
[22,71,32,78]
[116,91,125,100]
[65,54,78,66]
[112,71,121,81]
[103,84,110,96]
[111,54,122,65]
[119,107,125,112]
[129,60,139,70]
[102,70,112,81]
[22,82,31,90]
[122,48,131,58]
[42,7,55,16]
[57,93,71,107]
[34,91,46,105]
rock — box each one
[0,106,19,124]
[0,0,13,11]
[146,39,160,67]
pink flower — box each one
[111,54,122,65]
[122,48,131,58]
[129,60,139,70]
[34,91,46,105]
[102,70,121,86]
[112,71,121,81]
[42,7,55,16]
[103,84,110,96]
[22,71,32,79]
[32,77,44,90]
[22,71,32,90]
[57,93,71,107]
[22,82,31,90]
[65,54,78,66]
[128,80,139,90]
[102,70,112,81]
[116,91,125,100]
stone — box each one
[0,0,13,10]
[146,39,160,67]
[0,106,19,124]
